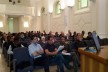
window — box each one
[24,21,29,27]
[78,0,89,10]
[55,1,61,15]
[0,21,3,27]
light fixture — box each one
[48,7,53,13]
[9,0,21,5]
[10,18,13,20]
[67,0,75,7]
[37,11,41,16]
[0,21,3,27]
[24,21,29,27]
[60,0,66,10]
[48,0,54,13]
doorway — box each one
[8,16,20,33]
[8,17,14,33]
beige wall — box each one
[41,0,97,34]
[18,0,42,32]
[0,15,8,33]
[40,0,107,38]
[106,0,108,37]
[13,17,19,33]
[0,0,108,38]
[19,16,30,32]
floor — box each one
[0,48,10,72]
[0,47,75,72]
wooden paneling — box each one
[79,46,108,72]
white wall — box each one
[41,0,97,34]
[97,0,107,38]
[106,0,108,38]
[0,15,8,33]
[40,0,107,38]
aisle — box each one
[0,48,10,72]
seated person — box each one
[3,36,9,50]
[81,30,86,40]
[72,31,77,41]
[74,33,86,50]
[8,36,28,70]
[86,32,92,40]
[54,32,59,37]
[38,36,47,48]
[7,36,27,54]
[60,37,80,72]
[66,31,73,41]
[44,36,71,72]
[28,36,48,72]
[7,36,16,54]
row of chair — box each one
[2,38,108,72]
[3,47,60,72]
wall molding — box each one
[98,33,106,38]
[0,4,35,16]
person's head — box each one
[93,31,97,34]
[76,33,83,41]
[47,36,54,44]
[61,36,66,43]
[60,32,65,37]
[68,30,71,33]
[41,36,46,42]
[88,32,92,36]
[49,31,53,36]
[20,33,24,38]
[10,36,15,42]
[73,31,76,35]
[82,31,85,35]
[55,32,58,35]
[14,36,20,45]
[31,36,38,44]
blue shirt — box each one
[28,43,43,59]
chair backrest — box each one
[103,38,108,45]
[13,47,30,64]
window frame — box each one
[77,0,89,10]
[55,0,62,15]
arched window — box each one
[55,1,61,15]
[78,0,89,10]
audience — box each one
[0,30,104,72]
